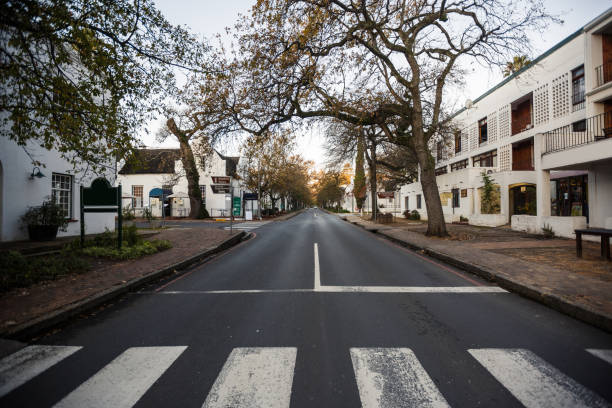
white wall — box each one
[588,161,612,228]
[0,138,115,241]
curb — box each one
[341,217,612,333]
[2,231,247,340]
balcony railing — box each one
[595,62,612,88]
[543,111,612,154]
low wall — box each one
[443,213,460,223]
[511,215,587,239]
[469,213,508,227]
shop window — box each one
[417,194,422,209]
[132,185,143,208]
[472,150,497,168]
[479,118,488,144]
[435,166,448,176]
[511,93,533,135]
[52,173,72,218]
[454,132,462,153]
[450,159,468,172]
[572,65,585,106]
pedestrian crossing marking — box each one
[468,348,610,408]
[586,349,612,366]
[223,221,269,231]
[0,345,81,398]
[53,346,186,408]
[1,346,610,406]
[350,348,450,408]
[202,347,297,408]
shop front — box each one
[550,172,588,221]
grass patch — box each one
[0,250,89,292]
[82,239,172,260]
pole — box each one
[229,178,233,234]
[117,184,122,249]
[80,185,85,248]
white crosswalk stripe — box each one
[202,347,297,408]
[53,346,186,408]
[586,349,612,365]
[469,348,610,408]
[0,345,81,398]
[223,221,269,231]
[1,345,610,406]
[350,348,449,408]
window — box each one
[478,118,488,144]
[511,93,533,135]
[435,166,448,176]
[404,196,409,210]
[132,185,143,208]
[450,159,468,172]
[436,141,443,161]
[572,65,585,106]
[417,194,422,209]
[199,185,206,208]
[452,189,460,208]
[472,149,498,168]
[52,173,72,218]
[572,119,586,132]
[454,132,462,153]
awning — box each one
[149,188,173,197]
[168,191,189,198]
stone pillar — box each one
[534,134,551,229]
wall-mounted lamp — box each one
[30,166,45,180]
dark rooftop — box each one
[118,149,180,174]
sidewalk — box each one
[342,215,612,333]
[0,227,245,339]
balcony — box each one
[595,62,612,88]
[543,111,612,154]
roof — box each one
[450,8,612,120]
[216,150,240,178]
[118,149,180,175]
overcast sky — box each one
[144,0,612,168]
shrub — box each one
[0,250,89,292]
[82,239,172,260]
[124,224,141,247]
[21,199,69,230]
[410,210,421,220]
[460,215,469,222]
[142,207,154,222]
[122,205,135,220]
[542,223,555,239]
[403,210,411,219]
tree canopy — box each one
[1,0,210,172]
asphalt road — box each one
[2,208,612,407]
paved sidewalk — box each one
[343,215,612,332]
[0,227,243,339]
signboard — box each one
[243,192,258,200]
[232,197,241,216]
[211,185,231,194]
[80,178,122,249]
[212,176,230,184]
[461,189,468,198]
[377,191,395,199]
[245,209,253,221]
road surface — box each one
[1,209,611,407]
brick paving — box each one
[345,215,612,331]
[0,227,239,333]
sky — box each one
[144,0,612,169]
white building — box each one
[399,7,612,238]
[0,139,116,241]
[117,148,241,218]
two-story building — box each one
[399,7,612,238]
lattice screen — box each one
[498,105,510,139]
[487,112,497,143]
[534,84,549,126]
[552,73,569,118]
[469,124,478,151]
[461,131,469,154]
[499,144,512,172]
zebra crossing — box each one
[223,221,270,231]
[1,345,610,407]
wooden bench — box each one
[575,228,612,261]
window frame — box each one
[132,185,143,208]
[452,188,460,208]
[52,173,73,219]
[416,194,422,209]
[472,149,498,168]
[454,132,462,153]
[435,166,448,176]
[571,65,585,106]
[436,141,444,161]
[199,185,207,208]
[478,117,488,144]
[450,159,469,172]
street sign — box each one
[211,185,231,194]
[232,197,241,216]
[243,192,258,200]
[212,176,230,184]
[377,191,395,199]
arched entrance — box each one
[509,183,536,215]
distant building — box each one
[399,8,612,238]
[117,149,241,218]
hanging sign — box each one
[211,185,231,194]
[377,191,395,199]
[212,176,230,185]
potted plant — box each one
[21,199,69,241]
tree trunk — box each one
[167,118,201,219]
[366,146,378,221]
[414,141,448,237]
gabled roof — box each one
[118,149,180,174]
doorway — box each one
[509,184,536,215]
